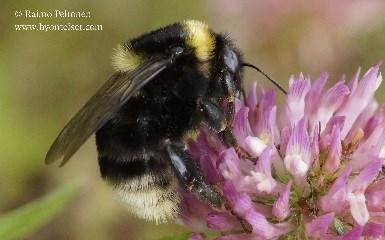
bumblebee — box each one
[45,20,284,223]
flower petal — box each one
[362,222,385,238]
[207,212,241,231]
[223,181,253,216]
[280,126,291,156]
[345,100,378,142]
[366,179,385,210]
[244,136,267,158]
[347,160,382,226]
[272,180,292,220]
[218,148,243,182]
[351,113,385,170]
[233,106,252,148]
[245,211,293,238]
[285,76,311,125]
[180,192,212,231]
[305,212,334,238]
[324,124,342,173]
[284,119,311,179]
[256,106,278,145]
[314,81,350,131]
[246,81,263,110]
[250,148,278,193]
[341,225,363,240]
[305,72,328,121]
[319,165,352,213]
[337,65,382,139]
[349,159,382,192]
[310,123,320,164]
[200,155,221,184]
[348,191,370,226]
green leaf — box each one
[159,232,190,240]
[0,182,81,240]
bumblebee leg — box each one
[221,46,242,123]
[164,142,223,208]
[221,70,239,127]
[197,98,226,132]
[219,68,252,157]
[221,71,245,152]
[197,98,235,147]
[196,98,236,146]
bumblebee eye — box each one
[170,46,184,56]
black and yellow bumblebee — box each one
[45,20,284,223]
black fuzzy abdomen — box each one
[95,95,198,182]
[95,101,159,159]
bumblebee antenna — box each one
[242,63,287,94]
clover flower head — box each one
[181,64,385,239]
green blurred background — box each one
[1,0,384,239]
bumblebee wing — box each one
[45,56,173,167]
